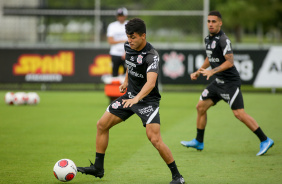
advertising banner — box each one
[1,47,280,87]
[254,46,282,88]
[0,48,122,83]
[158,49,268,85]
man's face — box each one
[207,15,222,35]
[117,15,127,23]
[127,32,146,51]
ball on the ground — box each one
[5,92,14,105]
[13,92,28,105]
[53,159,77,182]
[27,92,40,105]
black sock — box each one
[167,161,181,178]
[254,127,267,142]
[94,152,105,169]
[196,128,205,143]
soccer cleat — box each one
[181,138,204,151]
[256,137,274,156]
[170,175,185,184]
[77,160,104,178]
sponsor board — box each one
[254,46,282,88]
[1,47,278,88]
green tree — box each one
[211,0,282,43]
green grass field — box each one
[0,91,281,184]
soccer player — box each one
[180,11,274,156]
[78,18,185,184]
[107,7,128,77]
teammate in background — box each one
[78,18,185,184]
[180,11,274,156]
[107,7,128,77]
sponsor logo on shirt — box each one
[128,70,144,78]
[211,40,216,49]
[137,55,143,64]
[125,60,136,67]
[209,57,220,62]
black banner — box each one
[0,48,268,84]
[158,49,268,84]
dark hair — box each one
[208,11,222,19]
[125,18,146,36]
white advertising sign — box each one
[254,46,282,88]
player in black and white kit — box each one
[181,11,274,156]
[78,18,185,184]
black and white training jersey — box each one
[205,30,241,85]
[124,42,161,102]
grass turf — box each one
[0,91,281,184]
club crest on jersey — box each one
[211,41,216,49]
[137,55,143,64]
[162,51,185,79]
[202,89,209,97]
[112,101,121,109]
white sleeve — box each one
[107,23,114,37]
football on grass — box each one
[27,92,40,105]
[5,92,14,105]
[53,159,77,182]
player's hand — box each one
[190,71,200,80]
[119,83,127,93]
[122,98,138,108]
[199,68,213,80]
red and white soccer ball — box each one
[53,159,77,182]
[5,92,14,105]
[13,92,28,105]
[27,92,40,105]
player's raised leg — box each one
[181,99,214,150]
[77,111,123,178]
[146,123,185,184]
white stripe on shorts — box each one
[229,87,240,108]
[146,107,159,125]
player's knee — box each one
[96,119,107,132]
[149,137,161,149]
[233,111,243,121]
[196,103,206,114]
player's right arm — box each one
[107,23,127,45]
[119,68,128,93]
[190,57,210,80]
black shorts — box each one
[200,79,244,110]
[107,93,160,127]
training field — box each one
[0,90,281,184]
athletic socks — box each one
[196,128,205,143]
[254,127,267,142]
[94,152,105,169]
[167,161,181,178]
